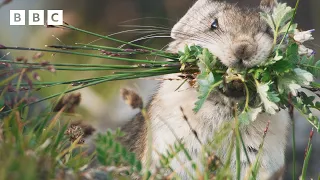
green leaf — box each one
[293,96,320,131]
[256,82,279,114]
[273,3,294,30]
[252,68,264,79]
[194,72,223,112]
[313,60,320,77]
[121,146,127,157]
[115,143,121,153]
[197,48,217,72]
[260,71,271,82]
[279,22,297,34]
[128,152,136,165]
[267,91,280,103]
[286,43,299,63]
[178,45,205,72]
[297,55,320,78]
[272,60,293,73]
[260,12,275,33]
[135,161,142,172]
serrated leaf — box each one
[273,3,294,29]
[260,12,276,33]
[256,82,279,114]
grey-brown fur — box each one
[119,113,147,160]
[119,0,290,179]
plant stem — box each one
[234,104,241,180]
[278,0,301,47]
[75,43,179,59]
[288,93,296,180]
[1,46,174,64]
[3,68,178,114]
[301,128,314,180]
[239,132,251,165]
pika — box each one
[120,0,290,179]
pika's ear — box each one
[171,0,216,39]
[260,0,277,12]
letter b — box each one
[10,10,25,25]
[29,10,44,25]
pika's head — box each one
[171,0,277,69]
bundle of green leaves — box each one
[179,3,320,131]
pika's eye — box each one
[211,19,219,30]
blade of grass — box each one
[3,68,178,114]
[301,128,314,180]
[0,46,175,64]
[239,132,251,165]
[0,59,171,69]
[301,145,312,180]
[11,67,179,89]
[62,24,176,58]
[248,120,270,180]
[0,73,19,87]
[234,104,241,180]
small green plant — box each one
[95,129,144,178]
[0,104,94,180]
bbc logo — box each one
[10,10,63,26]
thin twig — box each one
[180,106,202,145]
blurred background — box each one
[0,0,319,179]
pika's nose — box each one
[232,41,256,60]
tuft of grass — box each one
[0,108,93,180]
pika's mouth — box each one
[219,80,246,98]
